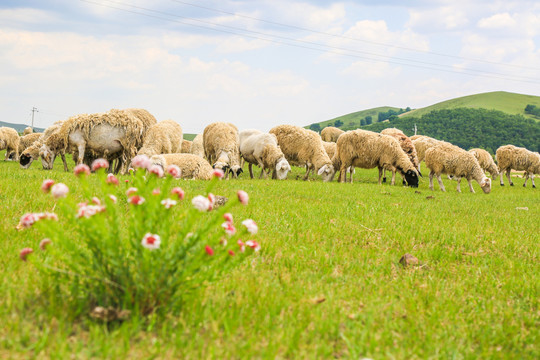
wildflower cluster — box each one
[17,156,261,319]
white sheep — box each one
[269,125,335,182]
[412,135,445,171]
[181,139,193,153]
[381,128,420,185]
[239,129,291,180]
[150,153,215,180]
[23,127,33,135]
[0,127,20,161]
[19,121,63,169]
[332,129,419,186]
[322,140,355,182]
[468,148,499,179]
[190,134,205,158]
[136,120,183,157]
[425,142,491,193]
[321,126,344,142]
[203,122,243,178]
[496,145,540,188]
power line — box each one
[79,0,540,84]
[168,0,539,71]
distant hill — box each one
[400,91,540,120]
[306,106,403,131]
[0,121,44,133]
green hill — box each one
[0,121,44,133]
[306,106,402,131]
[401,91,540,120]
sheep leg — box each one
[303,165,311,181]
[249,163,254,179]
[437,174,446,192]
[77,144,85,165]
[455,177,462,192]
[506,170,513,186]
[467,179,475,193]
[382,169,387,183]
[499,171,505,186]
[429,171,434,190]
[61,152,68,172]
[339,165,347,183]
[531,175,536,188]
[272,169,277,179]
[378,167,383,185]
[391,169,396,186]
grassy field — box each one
[400,91,540,120]
[0,153,538,359]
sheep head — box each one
[274,158,291,180]
[480,177,491,194]
[229,165,243,178]
[39,144,55,170]
[317,164,335,182]
[19,150,35,169]
[402,169,419,188]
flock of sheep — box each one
[0,109,539,193]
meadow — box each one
[0,153,538,359]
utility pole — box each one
[413,123,417,136]
[31,107,38,130]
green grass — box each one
[183,133,197,141]
[401,91,540,120]
[0,152,538,358]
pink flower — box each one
[74,164,90,177]
[166,165,182,179]
[128,195,145,205]
[51,183,69,199]
[20,248,33,261]
[228,249,235,256]
[223,213,233,223]
[106,173,119,185]
[245,240,261,252]
[141,233,161,250]
[91,158,109,172]
[171,187,185,200]
[41,179,54,193]
[125,180,129,183]
[161,198,177,209]
[221,221,236,236]
[19,213,36,228]
[192,195,211,212]
[237,240,246,252]
[237,190,249,205]
[39,238,52,250]
[126,187,138,196]
[131,155,151,169]
[36,212,58,221]
[77,204,105,218]
[91,197,101,205]
[241,219,258,234]
[213,168,225,179]
[207,193,216,210]
[149,164,164,178]
[205,245,214,256]
[152,188,161,196]
[108,194,117,204]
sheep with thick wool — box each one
[18,133,42,154]
[203,122,243,178]
[181,139,192,153]
[191,134,205,158]
[269,125,335,182]
[321,126,344,142]
[239,129,291,180]
[332,129,419,186]
[496,145,540,188]
[425,142,491,193]
[412,135,447,171]
[322,140,355,182]
[468,148,499,179]
[136,120,183,157]
[150,153,215,180]
[381,128,420,184]
[0,127,20,161]
[23,127,33,135]
[20,121,63,169]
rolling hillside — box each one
[307,106,402,130]
[400,91,540,119]
[0,121,44,133]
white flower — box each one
[242,219,258,234]
[192,195,211,212]
[51,183,69,199]
[161,198,177,209]
[141,233,161,250]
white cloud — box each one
[477,12,516,29]
[407,6,470,31]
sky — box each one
[1,0,539,133]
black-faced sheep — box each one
[381,128,420,184]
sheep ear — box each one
[212,164,216,169]
[417,170,423,177]
[317,165,327,176]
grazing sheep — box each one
[425,143,491,193]
[137,120,183,157]
[150,153,215,180]
[239,129,291,180]
[496,145,540,188]
[409,135,422,141]
[0,127,20,161]
[40,109,147,173]
[23,127,33,135]
[19,121,63,169]
[203,122,243,178]
[332,129,419,187]
[191,134,205,158]
[123,108,157,137]
[381,128,420,184]
[323,140,354,182]
[469,148,499,179]
[181,139,193,153]
[321,126,344,142]
[412,135,447,171]
[269,125,335,182]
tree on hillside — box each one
[360,119,366,126]
[309,123,321,133]
[334,120,344,128]
[524,104,540,117]
[365,116,372,125]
